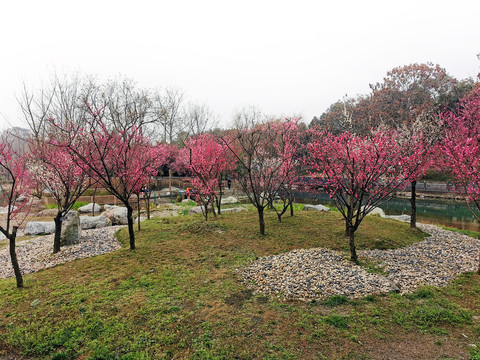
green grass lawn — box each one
[1,209,479,359]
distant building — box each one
[1,127,30,154]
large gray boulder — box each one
[160,187,180,196]
[188,206,214,215]
[221,196,239,205]
[25,221,56,235]
[221,207,246,214]
[80,215,112,229]
[60,211,81,246]
[303,204,330,212]
[384,214,410,222]
[362,206,386,217]
[36,209,59,217]
[103,206,129,225]
[78,203,103,214]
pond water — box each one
[294,192,480,232]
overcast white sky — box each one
[1,0,479,130]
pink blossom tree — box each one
[62,110,166,250]
[0,143,32,287]
[183,134,236,220]
[308,130,406,263]
[28,140,92,253]
[441,93,480,273]
[220,112,302,235]
[398,133,436,229]
[266,119,303,222]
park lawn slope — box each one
[0,210,479,359]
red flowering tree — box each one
[398,133,436,229]
[0,143,32,287]
[63,111,165,250]
[267,119,303,222]
[441,92,480,273]
[28,141,92,253]
[220,115,301,235]
[308,130,406,263]
[183,134,236,220]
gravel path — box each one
[237,223,480,300]
[0,226,123,279]
[362,223,480,293]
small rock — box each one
[78,203,103,213]
[30,299,41,307]
[303,204,330,212]
[25,222,56,235]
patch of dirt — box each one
[359,331,469,360]
[224,289,253,307]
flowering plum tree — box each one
[64,110,166,250]
[308,130,406,263]
[0,143,32,287]
[28,140,92,253]
[220,112,301,235]
[266,119,302,222]
[398,133,436,229]
[441,92,480,273]
[183,134,235,220]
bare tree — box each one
[19,73,97,139]
[184,102,217,137]
[152,87,185,143]
[101,78,156,135]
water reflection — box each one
[294,192,480,232]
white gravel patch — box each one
[0,226,124,279]
[237,223,480,300]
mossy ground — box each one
[0,208,479,359]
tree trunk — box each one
[217,179,223,215]
[211,202,217,218]
[410,180,417,229]
[204,203,209,221]
[345,207,351,236]
[137,193,141,231]
[258,207,265,235]
[53,212,63,254]
[9,227,23,288]
[126,204,135,250]
[349,227,358,263]
[290,201,294,217]
[92,187,97,216]
[145,194,150,220]
[268,197,274,210]
[277,213,282,223]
